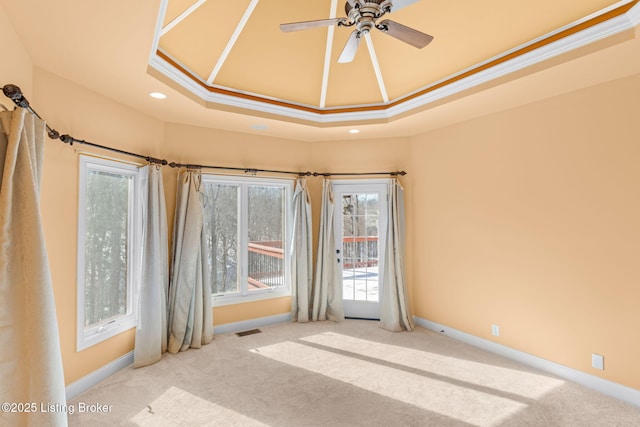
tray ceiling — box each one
[149,0,640,125]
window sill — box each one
[77,318,136,351]
[212,290,291,307]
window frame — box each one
[202,174,293,307]
[76,155,142,351]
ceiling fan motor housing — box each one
[345,0,394,34]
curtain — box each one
[167,169,213,353]
[311,179,344,321]
[290,178,312,322]
[0,108,67,426]
[134,164,169,367]
[380,179,415,332]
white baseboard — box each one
[214,312,292,335]
[414,317,640,408]
[65,350,134,401]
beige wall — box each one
[409,73,640,390]
[0,1,32,99]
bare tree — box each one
[84,171,129,326]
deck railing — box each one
[247,236,380,289]
[342,236,379,268]
[248,241,284,290]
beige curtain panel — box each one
[380,179,415,332]
[311,179,344,322]
[134,164,169,367]
[167,169,213,353]
[290,178,313,322]
[0,108,67,426]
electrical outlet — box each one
[491,324,500,337]
[592,353,604,370]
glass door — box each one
[333,181,388,319]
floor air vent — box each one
[235,329,262,337]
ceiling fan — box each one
[280,0,433,63]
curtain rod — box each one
[2,84,406,177]
[169,162,406,177]
[2,84,168,165]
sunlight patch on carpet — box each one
[300,332,564,399]
[130,386,267,427]
[251,341,526,427]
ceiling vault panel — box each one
[162,0,204,28]
[148,0,640,125]
[207,0,260,84]
[161,0,207,36]
[159,0,252,80]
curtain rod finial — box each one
[2,84,22,99]
[2,84,29,108]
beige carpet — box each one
[68,320,640,426]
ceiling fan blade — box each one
[280,18,344,32]
[377,19,433,48]
[389,0,421,12]
[338,30,360,63]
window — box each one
[202,175,292,305]
[77,156,141,350]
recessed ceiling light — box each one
[349,129,360,134]
[149,92,167,99]
[251,124,269,131]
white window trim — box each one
[202,174,293,307]
[76,155,142,351]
